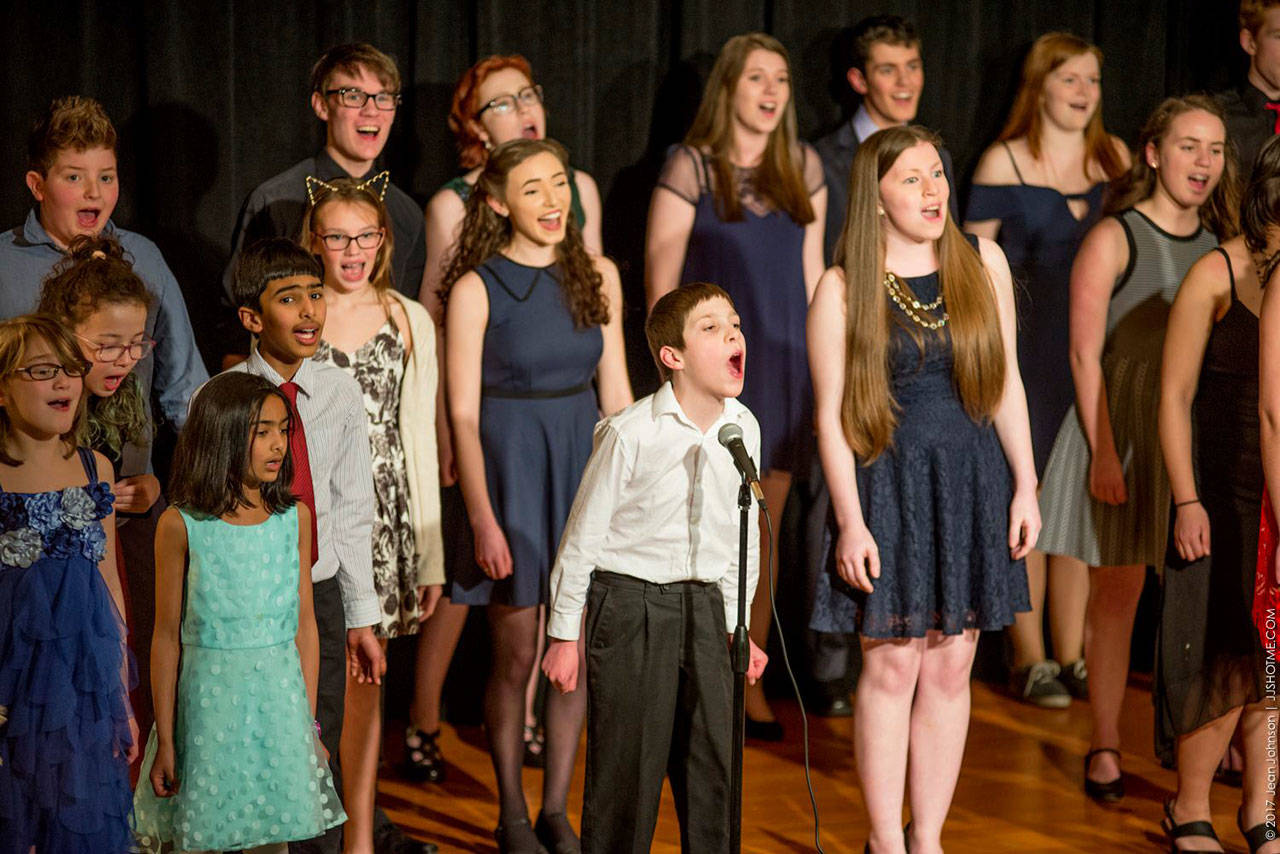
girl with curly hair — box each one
[442,138,631,853]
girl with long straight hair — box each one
[645,31,826,735]
[965,32,1130,707]
[441,138,631,854]
[1036,95,1238,805]
[808,125,1037,854]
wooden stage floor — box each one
[379,679,1254,852]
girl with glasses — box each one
[37,235,161,739]
[301,177,444,854]
[0,314,135,852]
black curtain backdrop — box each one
[3,0,1242,380]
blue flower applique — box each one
[80,523,107,563]
[88,481,115,518]
[24,492,62,535]
[45,526,80,560]
[61,487,101,530]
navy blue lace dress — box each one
[810,269,1030,638]
[0,448,131,853]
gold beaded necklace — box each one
[884,271,948,330]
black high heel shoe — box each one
[1160,798,1219,853]
[1238,806,1273,853]
[495,817,548,854]
[402,726,445,783]
[1083,747,1124,803]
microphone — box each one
[717,423,764,502]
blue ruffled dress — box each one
[0,447,132,854]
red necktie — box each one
[1266,102,1280,134]
[280,381,319,568]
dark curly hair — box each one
[37,235,153,456]
[439,138,608,328]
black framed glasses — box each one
[324,87,401,111]
[74,333,157,363]
[475,84,544,118]
[313,229,385,251]
[14,361,88,381]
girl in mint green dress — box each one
[132,373,344,853]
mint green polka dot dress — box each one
[132,506,344,851]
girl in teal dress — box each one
[133,372,344,853]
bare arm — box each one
[421,190,466,487]
[808,266,879,590]
[575,170,604,256]
[1261,272,1280,515]
[802,187,827,303]
[1160,251,1225,560]
[94,453,126,620]
[1068,217,1130,505]
[446,271,512,578]
[979,239,1040,558]
[644,186,696,312]
[594,256,634,416]
[294,503,319,716]
[150,507,187,753]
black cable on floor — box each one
[759,501,824,853]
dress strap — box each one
[1214,246,1238,302]
[1001,142,1026,185]
[76,447,98,485]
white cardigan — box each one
[387,289,444,587]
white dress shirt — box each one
[223,351,381,628]
[547,382,761,641]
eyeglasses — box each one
[13,362,88,381]
[475,85,544,118]
[74,333,157,363]
[313,229,385,251]
[324,87,401,111]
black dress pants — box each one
[582,571,732,854]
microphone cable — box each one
[758,500,825,853]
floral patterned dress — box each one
[0,447,133,853]
[315,319,419,637]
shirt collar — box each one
[852,104,885,145]
[315,147,381,182]
[652,380,746,434]
[20,208,118,249]
[1242,81,1274,111]
[246,346,315,397]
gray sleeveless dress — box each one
[1038,208,1217,567]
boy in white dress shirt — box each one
[542,282,768,854]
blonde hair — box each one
[837,126,1006,462]
[300,177,396,292]
[685,33,814,224]
[0,315,90,466]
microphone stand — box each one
[729,476,750,854]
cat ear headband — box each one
[304,170,391,206]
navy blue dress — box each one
[0,448,132,853]
[810,268,1030,638]
[449,255,603,608]
[658,144,823,474]
[966,156,1106,477]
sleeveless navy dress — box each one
[0,448,131,853]
[660,144,819,474]
[449,254,603,607]
[810,265,1030,638]
[966,147,1106,477]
